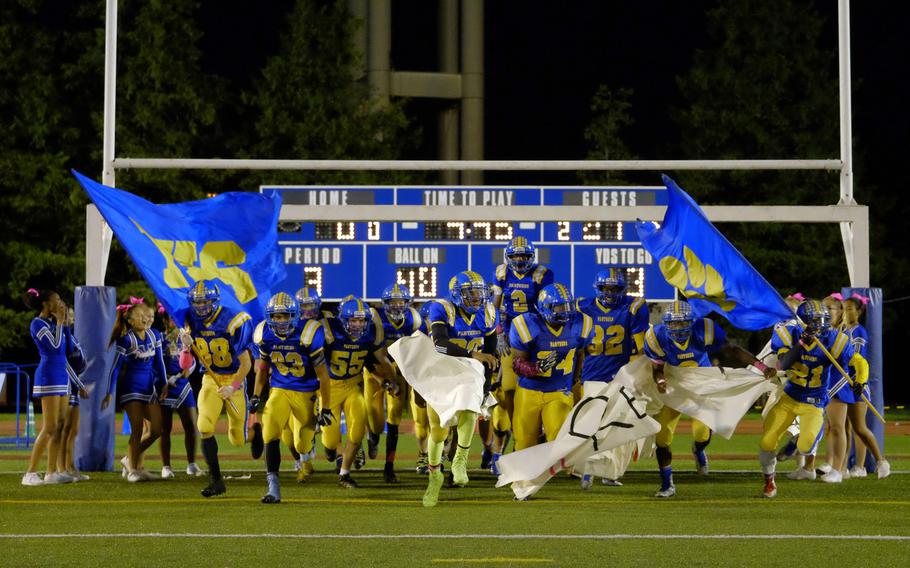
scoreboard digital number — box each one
[263,185,676,302]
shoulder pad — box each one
[408,307,423,333]
[323,318,336,344]
[581,312,594,338]
[484,302,497,329]
[253,321,266,345]
[438,299,457,327]
[703,318,716,346]
[532,266,548,284]
[630,297,646,314]
[228,312,252,335]
[300,319,321,346]
[495,264,507,282]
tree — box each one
[581,85,637,186]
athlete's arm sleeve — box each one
[152,332,168,393]
[849,352,869,385]
[31,319,63,354]
[430,323,472,358]
[230,319,254,358]
[106,338,128,397]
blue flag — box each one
[74,170,286,322]
[635,175,792,330]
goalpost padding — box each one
[74,285,118,471]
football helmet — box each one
[796,300,831,336]
[663,301,694,343]
[449,271,489,314]
[537,283,576,326]
[266,292,299,336]
[594,268,627,307]
[187,280,220,318]
[505,237,535,274]
[294,286,322,321]
[338,297,371,340]
[382,283,413,323]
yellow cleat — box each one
[297,460,314,483]
[422,469,444,507]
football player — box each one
[423,271,499,507]
[645,301,774,498]
[509,284,593,452]
[410,300,436,474]
[251,293,333,503]
[365,283,423,483]
[760,300,871,498]
[321,297,394,488]
[185,280,254,497]
[489,237,554,472]
[576,268,649,488]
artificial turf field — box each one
[1,413,909,567]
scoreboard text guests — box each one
[263,186,676,302]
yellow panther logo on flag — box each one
[659,246,736,312]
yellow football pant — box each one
[263,387,317,455]
[320,376,367,451]
[364,368,407,433]
[654,406,712,448]
[491,351,518,431]
[197,373,246,446]
[760,393,825,453]
[410,389,429,440]
[512,386,574,451]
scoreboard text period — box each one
[263,186,676,302]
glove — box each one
[217,384,236,400]
[852,380,866,398]
[316,408,335,427]
[496,332,511,357]
[536,351,558,373]
[249,395,261,414]
[382,380,401,396]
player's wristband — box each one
[231,380,242,391]
[753,360,768,373]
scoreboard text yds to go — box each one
[261,185,677,302]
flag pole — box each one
[805,336,885,424]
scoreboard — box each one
[263,186,677,302]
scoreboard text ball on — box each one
[264,185,677,302]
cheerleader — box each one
[59,306,89,481]
[103,298,168,482]
[21,289,88,486]
[156,306,203,478]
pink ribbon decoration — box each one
[116,297,145,312]
[115,304,131,312]
[129,296,145,306]
[849,293,870,305]
[786,292,805,301]
[27,288,40,297]
[829,292,846,301]
[156,301,167,315]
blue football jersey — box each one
[772,324,855,407]
[254,319,325,392]
[577,295,649,383]
[427,299,499,353]
[323,308,384,380]
[186,306,253,375]
[378,306,423,346]
[509,311,594,393]
[493,263,554,332]
[644,318,726,368]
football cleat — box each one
[383,464,400,484]
[654,484,676,498]
[580,474,593,491]
[776,439,798,462]
[335,456,342,474]
[416,451,429,475]
[250,423,264,460]
[354,446,366,470]
[297,461,314,484]
[490,453,502,476]
[601,478,623,487]
[21,472,43,486]
[877,459,891,479]
[422,469,444,507]
[186,463,204,477]
[367,432,380,460]
[763,476,777,498]
[325,447,338,462]
[160,466,175,480]
[452,451,469,487]
[692,443,709,476]
[786,468,816,481]
[261,493,281,504]
[480,447,493,470]
[338,473,359,489]
[821,469,843,484]
[201,477,227,497]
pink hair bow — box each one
[850,293,869,305]
[27,288,39,297]
[829,292,846,301]
[786,292,805,301]
[116,297,145,312]
[156,301,167,315]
